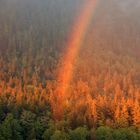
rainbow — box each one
[53,0,97,120]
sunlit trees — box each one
[132,100,140,130]
[120,104,129,127]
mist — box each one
[0,0,140,139]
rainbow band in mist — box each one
[53,0,97,120]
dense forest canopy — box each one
[0,0,140,140]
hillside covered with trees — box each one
[0,0,139,140]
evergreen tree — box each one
[50,130,69,140]
[96,126,113,140]
[132,100,140,130]
[20,110,36,139]
[69,126,89,140]
[0,113,23,140]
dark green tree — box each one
[20,110,36,140]
[113,128,140,140]
[0,113,23,140]
[96,126,113,140]
[43,120,55,140]
[50,130,69,140]
[69,126,89,140]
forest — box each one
[0,0,140,140]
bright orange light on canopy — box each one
[53,0,97,120]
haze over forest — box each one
[0,0,140,140]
